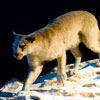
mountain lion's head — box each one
[12,32,35,60]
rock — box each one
[30,96,41,100]
[15,96,30,100]
[80,92,94,97]
[0,59,100,100]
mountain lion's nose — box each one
[15,53,19,57]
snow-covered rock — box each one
[0,59,100,100]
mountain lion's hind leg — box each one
[82,32,100,67]
[71,46,82,75]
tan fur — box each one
[12,11,100,91]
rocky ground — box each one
[0,59,100,100]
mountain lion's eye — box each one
[19,44,25,48]
[19,42,26,49]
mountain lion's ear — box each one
[12,31,16,36]
[12,31,27,38]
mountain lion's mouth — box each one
[14,54,24,60]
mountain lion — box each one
[12,11,100,91]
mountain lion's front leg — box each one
[22,65,43,91]
[57,48,67,84]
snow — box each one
[0,59,100,100]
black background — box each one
[0,0,99,86]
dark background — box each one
[0,1,99,86]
